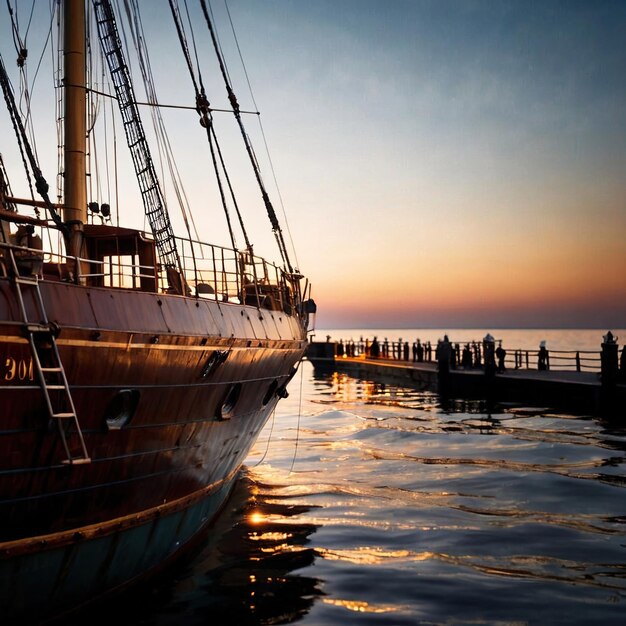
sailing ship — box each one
[0,0,315,620]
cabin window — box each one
[103,254,140,289]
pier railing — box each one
[510,348,601,372]
[332,337,605,374]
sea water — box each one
[68,329,625,625]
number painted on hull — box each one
[3,357,34,382]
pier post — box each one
[600,331,619,415]
[483,334,496,379]
[600,332,618,387]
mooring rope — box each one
[250,408,276,468]
[288,363,305,475]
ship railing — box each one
[0,240,65,281]
[0,223,303,317]
[171,236,301,315]
[0,240,158,289]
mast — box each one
[63,0,87,259]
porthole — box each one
[200,350,228,379]
[217,383,242,420]
[105,389,140,431]
[263,380,279,406]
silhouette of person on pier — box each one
[538,341,549,371]
[620,345,626,382]
[472,341,481,367]
[417,339,424,362]
[371,336,380,358]
[496,341,506,373]
[437,335,452,372]
[449,343,458,369]
[437,335,452,396]
[462,343,472,368]
[337,340,344,358]
[396,338,403,360]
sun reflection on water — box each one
[248,510,265,525]
[322,598,401,614]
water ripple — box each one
[67,362,626,625]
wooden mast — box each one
[63,0,87,263]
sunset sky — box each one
[1,1,625,329]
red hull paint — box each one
[0,277,305,542]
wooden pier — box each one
[305,341,625,417]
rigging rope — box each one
[0,155,15,244]
[0,53,65,232]
[0,153,17,213]
[6,0,28,67]
[168,0,253,254]
[184,0,252,254]
[123,0,201,277]
[169,0,236,252]
[198,0,293,273]
[223,0,300,271]
[7,0,54,184]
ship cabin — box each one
[0,200,300,315]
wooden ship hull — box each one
[0,0,316,620]
[0,274,306,620]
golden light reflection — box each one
[293,514,421,532]
[254,543,312,556]
[260,543,291,553]
[248,510,266,525]
[316,546,434,565]
[249,532,291,542]
[330,372,388,405]
[322,598,399,614]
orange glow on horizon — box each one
[312,233,626,327]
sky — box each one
[1,0,625,329]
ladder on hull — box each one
[9,262,90,465]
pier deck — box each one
[306,343,624,417]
